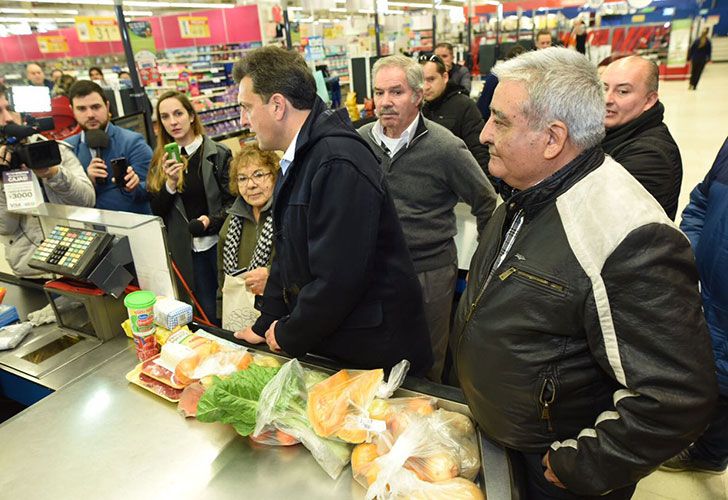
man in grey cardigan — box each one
[358,55,497,382]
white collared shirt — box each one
[280,129,301,176]
[371,114,420,158]
[180,135,203,157]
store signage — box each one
[75,16,121,42]
[178,16,210,38]
[2,170,43,211]
[667,18,691,67]
[631,14,646,23]
[37,35,68,53]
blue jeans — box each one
[192,245,219,326]
[691,393,728,467]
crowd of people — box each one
[0,41,725,499]
[19,62,134,98]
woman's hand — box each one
[234,326,265,344]
[162,152,184,190]
[243,267,269,296]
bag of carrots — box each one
[307,360,410,444]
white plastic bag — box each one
[254,359,352,479]
[0,322,32,350]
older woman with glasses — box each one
[217,144,280,331]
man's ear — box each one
[544,120,569,160]
[643,91,658,111]
[270,93,286,119]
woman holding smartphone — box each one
[218,145,279,332]
[147,91,234,325]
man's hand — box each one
[33,165,59,179]
[542,451,566,489]
[243,267,269,296]
[234,326,266,344]
[197,215,210,230]
[87,158,108,185]
[123,166,140,192]
[0,145,11,168]
[265,320,281,352]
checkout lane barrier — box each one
[170,260,214,328]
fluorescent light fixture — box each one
[288,5,303,10]
[358,8,374,13]
[1,0,234,8]
[125,10,154,15]
[436,4,463,9]
[0,7,78,13]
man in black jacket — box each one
[454,47,716,498]
[232,46,433,377]
[601,55,683,220]
[420,55,490,177]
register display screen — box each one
[21,334,82,365]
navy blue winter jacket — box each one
[681,137,728,395]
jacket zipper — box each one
[499,267,566,294]
[539,377,556,433]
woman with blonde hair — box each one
[217,144,279,331]
[147,90,234,325]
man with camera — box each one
[0,83,95,277]
[66,80,152,215]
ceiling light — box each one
[288,5,303,9]
[1,0,234,8]
[125,10,153,15]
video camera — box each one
[0,118,61,172]
[0,85,61,172]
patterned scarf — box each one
[223,213,273,275]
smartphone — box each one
[110,157,128,187]
[164,142,181,163]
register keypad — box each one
[28,225,114,279]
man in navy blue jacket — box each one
[66,80,151,214]
[663,138,728,474]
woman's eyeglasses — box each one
[237,171,272,187]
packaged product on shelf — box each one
[307,360,409,444]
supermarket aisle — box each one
[661,62,728,223]
[632,63,728,500]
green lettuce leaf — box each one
[196,365,280,436]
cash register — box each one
[0,224,136,380]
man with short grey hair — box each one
[601,55,683,220]
[452,47,717,498]
[358,54,497,382]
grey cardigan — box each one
[359,115,497,273]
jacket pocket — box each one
[340,300,384,329]
[499,266,568,298]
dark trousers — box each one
[508,449,636,500]
[417,263,458,383]
[691,393,728,467]
[690,58,708,88]
[192,244,219,326]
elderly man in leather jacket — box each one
[452,47,717,499]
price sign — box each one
[75,16,121,42]
[37,35,68,53]
[178,16,210,39]
[2,170,43,211]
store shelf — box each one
[201,116,238,127]
[211,129,249,141]
[200,85,229,93]
[197,103,239,113]
[190,91,227,100]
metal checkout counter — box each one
[0,203,513,500]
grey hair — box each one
[491,47,605,150]
[372,55,424,95]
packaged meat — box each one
[126,364,182,402]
